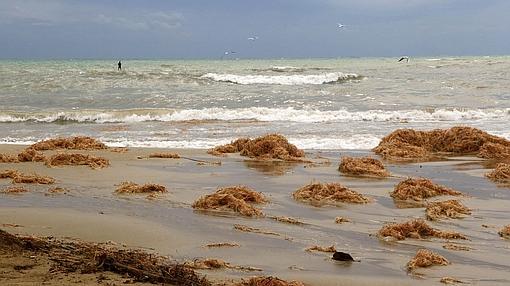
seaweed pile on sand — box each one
[0,229,210,286]
[407,249,449,271]
[0,154,20,163]
[499,225,510,239]
[391,178,463,204]
[115,182,167,194]
[338,156,390,177]
[192,186,267,217]
[426,200,471,221]
[293,182,370,206]
[184,258,261,271]
[236,276,305,286]
[1,186,29,193]
[305,245,336,253]
[28,136,107,151]
[373,126,510,161]
[486,163,510,184]
[45,153,110,169]
[378,219,466,240]
[207,134,306,161]
[0,169,55,184]
[149,152,181,159]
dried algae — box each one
[440,277,465,284]
[426,200,471,221]
[1,169,55,184]
[184,258,261,271]
[1,186,29,193]
[149,152,181,159]
[0,229,210,286]
[17,148,46,162]
[373,126,510,160]
[338,156,390,177]
[407,249,449,271]
[293,182,370,206]
[204,242,240,248]
[305,245,336,253]
[115,182,167,194]
[237,276,305,286]
[233,224,281,237]
[192,186,267,217]
[499,225,510,239]
[378,219,466,240]
[45,153,110,169]
[391,178,463,202]
[29,136,107,151]
[442,243,472,251]
[208,134,305,161]
[335,217,351,224]
[486,163,510,183]
[0,154,19,163]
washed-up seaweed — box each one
[338,156,390,177]
[407,249,449,271]
[391,178,463,202]
[373,127,510,161]
[378,219,466,240]
[208,134,306,161]
[193,186,267,217]
[293,182,370,206]
[425,200,471,221]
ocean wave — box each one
[200,72,362,85]
[0,107,509,124]
[0,135,381,150]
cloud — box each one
[0,0,183,31]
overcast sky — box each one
[1,0,509,59]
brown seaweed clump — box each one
[440,277,465,285]
[115,182,167,194]
[148,152,180,159]
[486,163,510,183]
[208,134,305,161]
[442,243,472,251]
[305,245,336,253]
[426,200,471,221]
[28,136,107,151]
[0,229,210,286]
[407,249,449,271]
[1,169,55,184]
[0,154,19,163]
[293,182,370,206]
[237,276,305,286]
[1,186,29,193]
[499,225,510,239]
[184,258,261,272]
[391,178,463,202]
[335,217,351,223]
[378,219,466,240]
[0,169,20,179]
[45,153,110,169]
[17,148,46,162]
[373,126,510,160]
[192,186,267,217]
[338,156,390,177]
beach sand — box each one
[1,145,510,285]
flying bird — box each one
[337,23,345,29]
[247,36,259,41]
[224,51,236,55]
[398,56,410,63]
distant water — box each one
[0,57,509,149]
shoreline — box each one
[1,143,510,285]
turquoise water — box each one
[0,57,509,149]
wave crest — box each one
[0,107,508,124]
[201,72,362,85]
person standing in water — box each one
[117,61,122,71]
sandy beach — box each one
[1,142,509,286]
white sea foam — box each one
[201,72,361,85]
[0,107,509,124]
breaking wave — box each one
[0,107,508,124]
[201,72,362,85]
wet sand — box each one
[1,145,510,285]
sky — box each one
[1,0,509,59]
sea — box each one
[0,56,509,150]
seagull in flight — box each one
[337,23,346,29]
[398,56,410,63]
[247,36,259,41]
[224,51,236,55]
